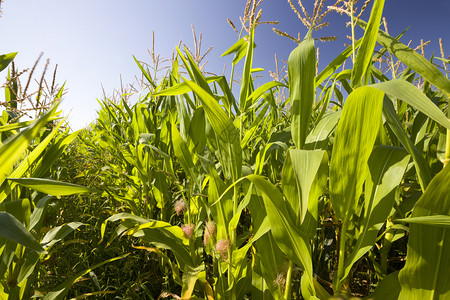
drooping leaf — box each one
[41,222,85,248]
[372,79,450,130]
[221,36,256,65]
[0,52,17,73]
[244,81,285,112]
[8,178,95,196]
[181,265,205,299]
[0,212,44,253]
[395,215,450,228]
[358,20,450,96]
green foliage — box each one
[2,1,449,299]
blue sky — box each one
[0,0,449,130]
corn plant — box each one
[0,51,132,299]
[71,0,450,298]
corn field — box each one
[1,0,450,299]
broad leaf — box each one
[341,146,409,285]
[183,78,242,181]
[398,163,450,298]
[289,29,316,149]
[330,86,384,221]
[372,79,450,130]
[0,212,44,253]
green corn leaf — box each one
[41,222,85,249]
[153,76,222,96]
[304,110,342,150]
[127,221,189,246]
[133,55,156,88]
[0,52,17,72]
[282,149,326,234]
[254,234,285,299]
[8,178,95,196]
[358,20,450,96]
[372,79,450,130]
[182,45,214,96]
[188,107,207,155]
[133,228,193,268]
[221,36,247,57]
[330,86,384,221]
[0,212,44,253]
[5,68,17,108]
[245,174,317,297]
[207,167,233,241]
[0,116,60,133]
[221,36,256,65]
[395,215,450,228]
[32,130,80,178]
[366,271,401,300]
[181,265,205,299]
[315,39,362,87]
[398,163,450,298]
[244,81,285,112]
[106,213,193,268]
[341,146,409,285]
[0,198,31,229]
[240,104,269,148]
[215,75,239,113]
[0,118,67,202]
[171,123,201,187]
[239,26,255,113]
[351,0,385,88]
[55,82,66,100]
[17,251,40,285]
[29,195,53,231]
[382,98,431,190]
[183,78,242,181]
[0,105,59,186]
[289,29,316,149]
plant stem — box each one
[334,220,348,296]
[350,2,356,64]
[284,260,294,300]
[228,246,236,300]
[445,93,450,166]
[381,219,394,274]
